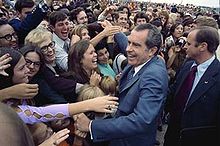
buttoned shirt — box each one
[53,33,70,71]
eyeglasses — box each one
[0,32,18,41]
[0,13,5,17]
[25,58,41,68]
[41,41,55,54]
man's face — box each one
[0,24,18,49]
[117,13,127,27]
[19,7,34,20]
[185,30,201,60]
[126,30,153,67]
[136,18,147,26]
[53,18,70,40]
[76,11,88,24]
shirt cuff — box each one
[75,83,84,93]
[89,120,93,139]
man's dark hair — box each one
[0,19,8,26]
[194,16,218,29]
[194,26,219,53]
[117,5,131,17]
[14,0,35,12]
[49,11,68,27]
[134,23,162,54]
[134,12,149,24]
[114,11,127,21]
[70,7,85,22]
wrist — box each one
[99,31,107,38]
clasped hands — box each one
[73,102,118,137]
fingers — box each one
[26,84,38,89]
[24,84,39,93]
[105,96,119,102]
[104,105,117,113]
[0,54,12,76]
[0,64,10,71]
[0,53,12,63]
[106,26,121,36]
[75,129,87,138]
[52,128,70,145]
[0,70,9,76]
[23,84,39,98]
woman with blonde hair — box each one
[70,24,91,40]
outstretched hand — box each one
[0,53,12,76]
[11,83,39,99]
[39,128,70,146]
[88,95,119,113]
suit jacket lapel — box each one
[119,56,158,94]
[120,74,140,93]
[174,62,192,97]
[185,58,220,109]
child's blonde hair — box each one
[100,76,117,96]
[77,84,105,101]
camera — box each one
[175,37,186,48]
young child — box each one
[74,85,105,146]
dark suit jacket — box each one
[164,58,220,146]
[9,5,47,47]
[91,56,168,146]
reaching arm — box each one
[11,96,118,124]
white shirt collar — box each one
[133,59,151,76]
[192,55,215,76]
[52,33,70,48]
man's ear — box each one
[50,25,55,32]
[148,47,158,57]
[199,42,208,52]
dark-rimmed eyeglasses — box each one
[41,41,55,54]
[0,32,18,41]
[25,58,41,68]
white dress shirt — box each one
[53,33,70,71]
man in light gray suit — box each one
[75,23,169,146]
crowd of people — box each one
[0,0,220,146]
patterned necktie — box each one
[127,67,134,82]
[63,41,69,52]
[173,65,197,119]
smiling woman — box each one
[64,39,100,85]
[0,47,118,123]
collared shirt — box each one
[53,33,70,71]
[89,57,153,139]
[98,63,116,79]
[189,55,215,98]
[133,59,151,77]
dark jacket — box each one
[164,58,220,146]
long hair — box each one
[0,47,22,89]
[67,39,91,83]
[19,45,45,77]
[70,24,88,39]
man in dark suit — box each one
[164,26,220,146]
[75,23,168,146]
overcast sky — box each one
[136,0,219,7]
